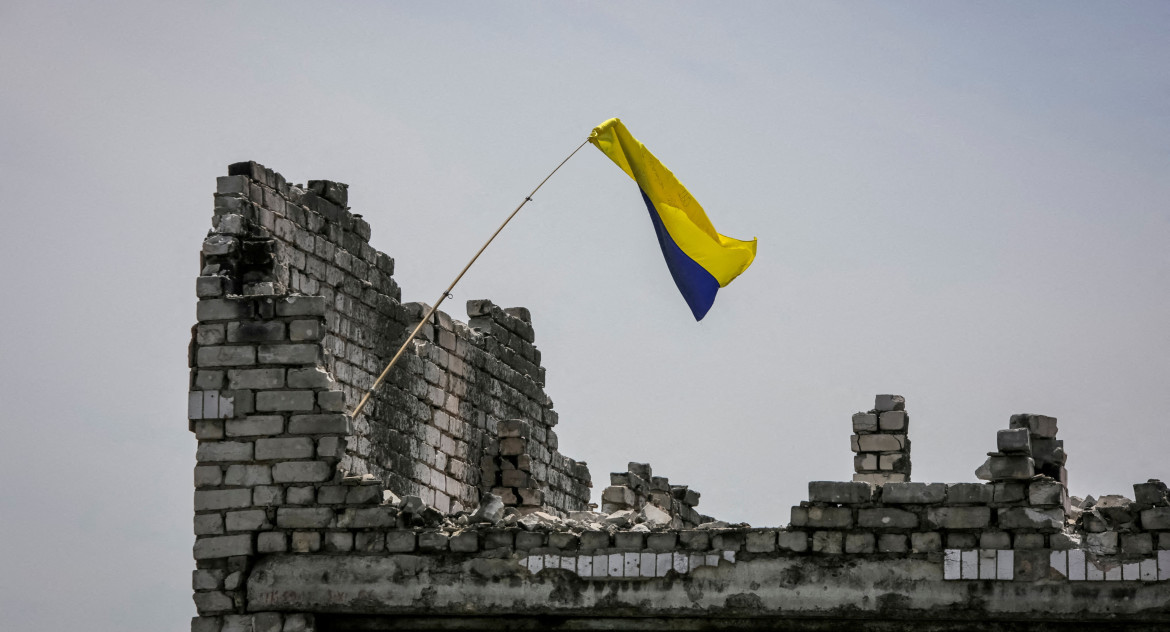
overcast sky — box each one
[2,1,1168,629]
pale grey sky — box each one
[1,1,1168,629]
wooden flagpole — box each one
[350,136,592,420]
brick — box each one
[1141,508,1170,530]
[257,532,287,553]
[852,413,877,433]
[858,508,918,529]
[227,321,285,343]
[746,530,778,553]
[225,415,284,437]
[979,531,1011,549]
[946,483,992,505]
[224,510,267,531]
[195,440,254,463]
[336,507,395,528]
[224,464,272,486]
[857,434,906,452]
[878,411,907,431]
[287,367,334,389]
[317,391,346,412]
[289,319,322,341]
[925,507,991,530]
[194,514,223,536]
[193,534,253,559]
[1009,414,1058,438]
[450,532,479,552]
[997,428,1031,454]
[419,532,449,551]
[1014,533,1045,549]
[355,532,385,552]
[989,455,1034,480]
[291,531,321,553]
[276,296,327,317]
[197,346,256,367]
[256,437,314,460]
[911,532,942,552]
[325,532,354,552]
[258,344,320,365]
[228,368,284,390]
[272,461,333,483]
[602,486,635,506]
[194,465,223,487]
[1121,533,1153,556]
[812,531,843,554]
[256,390,315,412]
[882,483,945,504]
[805,506,853,528]
[877,534,908,553]
[614,532,645,551]
[874,394,905,412]
[197,299,252,322]
[777,530,808,552]
[647,533,678,552]
[809,481,874,504]
[288,414,351,435]
[845,532,875,553]
[1028,480,1067,507]
[195,488,253,511]
[195,370,225,390]
[193,593,234,615]
[997,507,1064,531]
[277,507,335,528]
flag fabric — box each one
[589,118,757,320]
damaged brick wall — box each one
[188,163,1170,632]
[197,160,590,517]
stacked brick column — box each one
[851,394,911,484]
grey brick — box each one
[225,510,268,531]
[291,531,321,553]
[812,531,843,554]
[852,413,877,433]
[325,531,354,552]
[197,299,253,322]
[925,506,991,530]
[450,532,479,552]
[217,175,250,195]
[1014,533,1045,549]
[858,508,919,529]
[287,367,334,389]
[386,531,417,552]
[193,592,234,615]
[227,321,285,343]
[874,394,905,412]
[1141,508,1170,530]
[805,506,853,528]
[419,532,449,551]
[997,507,1064,531]
[276,296,327,316]
[194,465,223,487]
[224,464,272,487]
[197,346,256,367]
[989,455,1034,480]
[355,532,385,552]
[255,437,314,460]
[195,488,253,511]
[809,481,874,504]
[317,390,346,412]
[777,530,809,552]
[877,534,908,553]
[272,461,333,483]
[746,530,778,552]
[878,411,907,431]
[336,507,395,528]
[289,319,322,341]
[192,569,223,591]
[258,344,320,365]
[194,370,225,390]
[286,486,316,504]
[882,483,945,504]
[857,434,906,452]
[845,532,875,553]
[911,532,942,552]
[196,441,253,463]
[1028,480,1067,507]
[194,513,223,536]
[225,415,283,437]
[945,483,992,505]
[277,507,335,528]
[647,533,678,552]
[997,428,1031,454]
[288,414,350,435]
[256,390,315,412]
[253,486,283,506]
[228,368,284,390]
[193,534,253,559]
[317,436,346,459]
[979,531,1011,549]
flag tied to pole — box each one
[589,118,757,321]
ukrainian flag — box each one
[589,118,757,320]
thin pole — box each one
[350,136,592,420]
